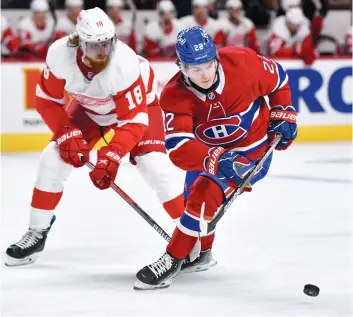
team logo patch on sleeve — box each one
[194,116,247,146]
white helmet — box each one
[76,7,115,43]
[285,7,305,25]
[65,0,83,8]
[106,0,124,8]
[282,0,301,12]
[192,0,208,7]
[30,0,49,12]
[157,0,175,13]
[225,0,243,9]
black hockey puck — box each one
[303,284,320,297]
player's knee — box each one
[135,151,183,202]
[35,142,72,191]
[186,176,224,220]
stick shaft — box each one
[84,161,171,242]
[207,134,282,232]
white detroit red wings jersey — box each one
[179,15,222,43]
[268,15,310,55]
[35,36,155,157]
[143,19,183,57]
[113,18,133,47]
[1,15,20,54]
[219,16,258,51]
[17,16,55,49]
[56,15,76,35]
[144,19,183,57]
[160,47,291,171]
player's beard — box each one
[84,55,109,72]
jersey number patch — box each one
[125,85,143,110]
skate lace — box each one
[15,229,44,249]
[148,253,173,277]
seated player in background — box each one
[1,15,20,56]
[343,26,352,56]
[179,0,224,48]
[106,0,136,51]
[5,8,185,267]
[218,0,259,53]
[277,0,325,51]
[143,0,183,58]
[133,26,297,290]
[267,7,318,65]
[56,0,84,36]
[17,0,63,58]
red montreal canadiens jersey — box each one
[160,47,292,172]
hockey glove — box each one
[89,146,122,190]
[205,147,254,185]
[268,105,297,150]
[55,124,89,167]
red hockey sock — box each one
[162,194,185,220]
[201,233,215,251]
[31,187,63,210]
[167,227,197,260]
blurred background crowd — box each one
[1,0,352,65]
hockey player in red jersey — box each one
[5,8,185,266]
[134,26,297,290]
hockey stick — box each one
[82,159,171,242]
[202,133,282,234]
[126,0,137,27]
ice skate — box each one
[134,252,182,290]
[5,215,56,266]
[181,249,217,273]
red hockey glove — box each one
[204,147,226,175]
[54,124,89,167]
[89,146,122,190]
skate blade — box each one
[4,253,38,267]
[133,278,172,291]
[181,258,218,274]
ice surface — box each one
[1,143,352,317]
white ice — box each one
[1,143,352,317]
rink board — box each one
[1,58,352,152]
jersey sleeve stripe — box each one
[230,134,268,154]
[165,132,195,140]
[117,112,148,127]
[166,137,193,153]
[147,90,156,105]
[36,84,65,104]
[272,61,288,92]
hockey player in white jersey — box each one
[143,0,183,57]
[106,0,136,51]
[17,0,62,58]
[56,0,84,35]
[1,15,20,56]
[179,0,223,47]
[218,0,259,53]
[5,8,185,266]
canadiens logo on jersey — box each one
[194,115,248,147]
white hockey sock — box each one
[29,208,54,230]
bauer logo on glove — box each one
[268,105,298,150]
[56,129,84,145]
